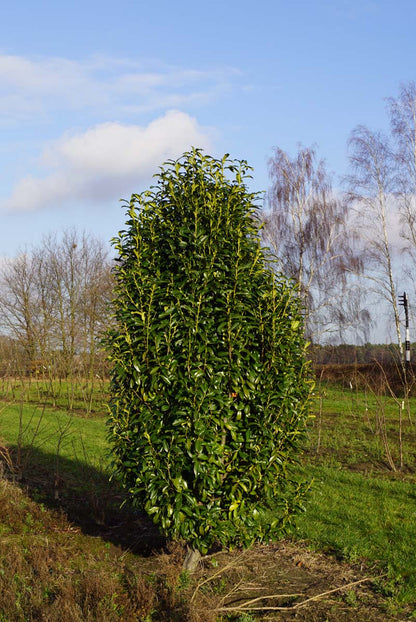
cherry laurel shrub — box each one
[106,149,311,555]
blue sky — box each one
[1,0,416,257]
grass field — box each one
[0,377,415,620]
[297,381,416,608]
[0,374,108,414]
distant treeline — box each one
[0,230,113,383]
[309,343,409,366]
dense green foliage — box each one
[106,149,311,553]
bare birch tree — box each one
[263,145,365,341]
[346,125,403,358]
[388,83,416,287]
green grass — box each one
[294,466,416,607]
[0,374,108,414]
[295,380,416,609]
[0,401,109,471]
[307,382,416,473]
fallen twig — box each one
[218,579,244,607]
[215,575,380,613]
[190,551,248,603]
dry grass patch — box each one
[0,477,156,622]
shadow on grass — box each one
[3,444,167,556]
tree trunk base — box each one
[183,547,201,573]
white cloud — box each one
[0,53,238,122]
[5,110,212,212]
[0,55,86,93]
